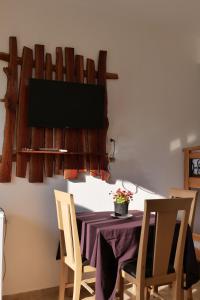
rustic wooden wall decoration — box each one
[0,36,118,183]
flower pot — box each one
[114,202,129,216]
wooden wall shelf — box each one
[0,36,118,182]
[19,150,107,156]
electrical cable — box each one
[122,180,156,195]
[3,218,7,281]
[0,208,7,281]
[108,138,156,195]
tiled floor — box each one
[3,282,200,299]
[79,282,200,300]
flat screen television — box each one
[28,78,106,129]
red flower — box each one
[110,188,134,204]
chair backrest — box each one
[169,188,198,230]
[136,198,192,283]
[54,190,82,270]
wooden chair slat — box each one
[153,211,177,276]
[169,188,198,230]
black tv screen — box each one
[28,78,106,129]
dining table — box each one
[76,210,200,300]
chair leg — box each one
[186,287,193,300]
[59,260,66,300]
[118,274,124,300]
[153,285,158,293]
[145,287,151,300]
[136,285,145,300]
[172,280,184,300]
[73,269,82,300]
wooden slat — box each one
[153,211,177,276]
[98,51,107,98]
[188,177,200,188]
[44,53,54,177]
[16,47,33,177]
[54,47,64,175]
[0,37,18,182]
[183,145,200,151]
[75,55,87,172]
[0,153,16,162]
[1,151,106,159]
[0,51,119,80]
[105,72,118,80]
[86,59,96,84]
[86,59,99,175]
[97,50,109,180]
[20,150,106,155]
[0,52,10,62]
[65,47,75,82]
[29,45,45,182]
[189,152,200,159]
[75,55,84,83]
[63,48,79,179]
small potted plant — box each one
[111,188,133,216]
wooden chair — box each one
[54,190,96,300]
[153,188,198,298]
[169,188,198,230]
[157,188,199,299]
[186,233,200,300]
[119,197,192,300]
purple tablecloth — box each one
[76,210,199,300]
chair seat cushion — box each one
[122,258,175,278]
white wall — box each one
[0,0,200,295]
